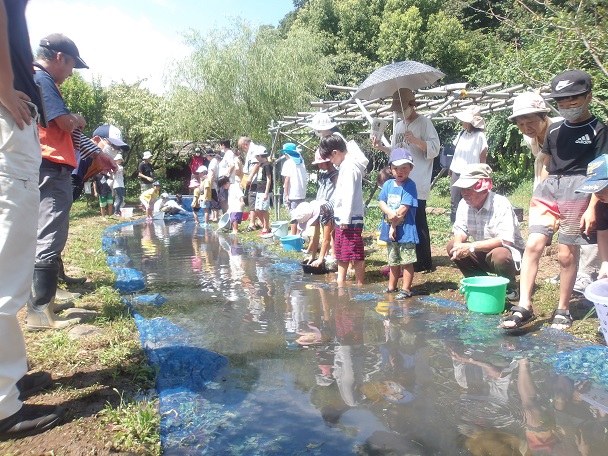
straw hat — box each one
[454,105,485,129]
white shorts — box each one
[255,192,270,211]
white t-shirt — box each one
[208,157,220,190]
[112,165,125,189]
[281,157,308,200]
[219,149,236,183]
[391,115,440,200]
[227,183,244,213]
[244,142,263,175]
[449,130,488,174]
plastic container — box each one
[459,276,509,314]
[217,212,231,231]
[301,260,328,275]
[584,278,608,345]
[120,207,134,218]
[271,221,290,239]
[280,235,303,252]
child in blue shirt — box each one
[378,148,419,299]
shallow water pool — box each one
[106,219,608,455]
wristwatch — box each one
[469,244,475,254]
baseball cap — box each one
[161,192,169,198]
[547,69,592,99]
[575,155,608,193]
[113,154,123,161]
[290,201,321,231]
[312,150,330,165]
[391,88,417,111]
[508,92,551,121]
[39,33,88,69]
[254,145,268,156]
[204,148,215,156]
[142,151,152,159]
[452,163,493,188]
[196,165,208,174]
[389,148,414,167]
[153,181,161,186]
[93,124,129,150]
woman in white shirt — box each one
[449,105,488,223]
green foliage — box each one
[61,73,107,137]
[432,175,451,198]
[377,4,423,63]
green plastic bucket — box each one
[459,276,509,314]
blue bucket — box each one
[280,235,303,252]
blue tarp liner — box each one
[112,267,145,293]
[106,254,131,268]
[132,293,168,306]
[102,235,120,253]
[550,346,608,387]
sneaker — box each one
[395,290,413,300]
[17,372,53,400]
[573,277,592,295]
[0,404,64,440]
[506,289,519,302]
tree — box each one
[61,73,107,137]
[167,20,332,146]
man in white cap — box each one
[372,88,440,273]
[447,163,525,302]
[138,151,155,191]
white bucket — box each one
[584,278,608,345]
[271,221,289,239]
[121,207,134,218]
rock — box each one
[67,324,106,340]
[63,308,99,322]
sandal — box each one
[550,309,573,330]
[500,305,536,330]
[245,226,256,232]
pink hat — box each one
[311,150,330,165]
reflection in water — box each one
[114,220,608,455]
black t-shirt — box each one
[6,0,42,112]
[138,161,154,183]
[93,173,112,196]
[256,162,273,191]
[543,117,607,175]
[597,201,608,231]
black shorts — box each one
[247,183,258,208]
[211,189,219,209]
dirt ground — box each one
[2,225,599,455]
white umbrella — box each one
[353,60,445,100]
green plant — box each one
[100,389,161,455]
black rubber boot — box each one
[57,256,86,286]
[26,260,80,331]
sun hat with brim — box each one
[389,148,414,167]
[390,88,417,111]
[454,106,485,130]
[307,113,337,131]
[290,201,321,231]
[281,143,303,164]
[508,92,551,121]
[142,151,153,159]
[113,154,123,161]
[312,150,330,165]
[576,154,608,194]
[547,69,592,99]
[452,163,493,188]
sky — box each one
[25,0,295,94]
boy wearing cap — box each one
[447,164,525,303]
[372,87,440,274]
[378,148,419,299]
[138,151,155,191]
[254,149,273,234]
[504,70,608,330]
